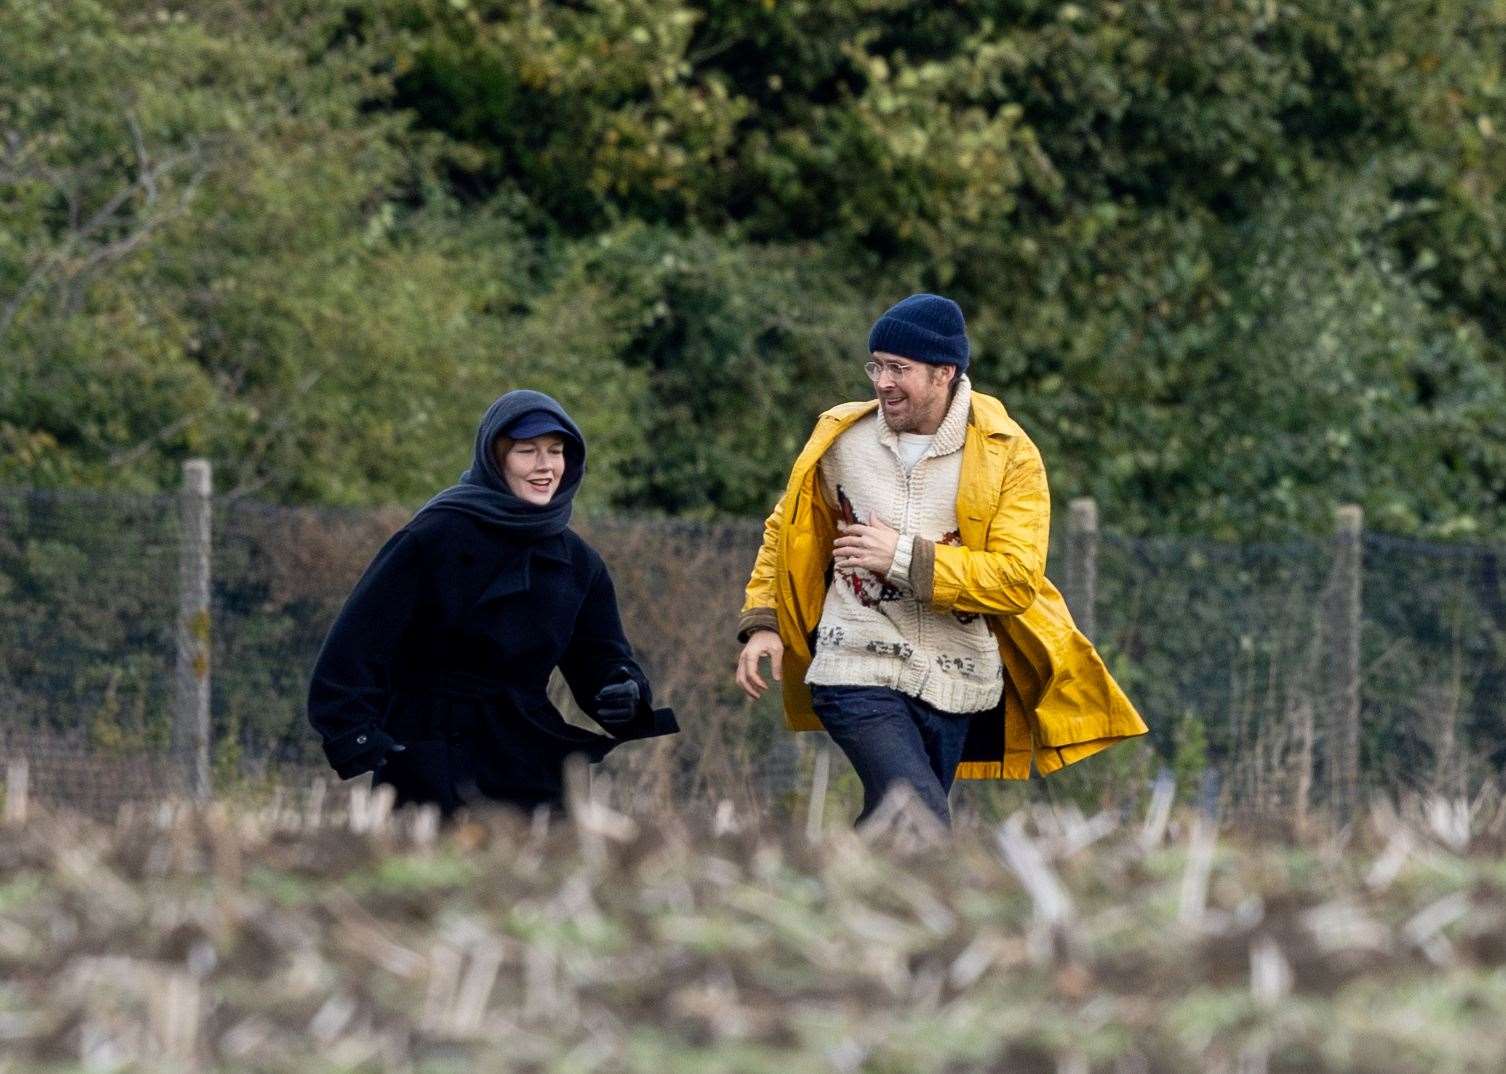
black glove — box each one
[322,724,404,780]
[592,677,642,726]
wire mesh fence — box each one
[2,483,1503,820]
[1093,532,1335,818]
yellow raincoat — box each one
[740,391,1148,779]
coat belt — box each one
[393,669,526,700]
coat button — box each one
[356,734,367,745]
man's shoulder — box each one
[791,400,879,471]
[967,389,1030,441]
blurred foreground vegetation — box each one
[2,788,1506,1071]
[4,0,1506,537]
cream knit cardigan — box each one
[805,377,1005,714]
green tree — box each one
[4,0,1506,536]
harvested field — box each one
[2,779,1506,1073]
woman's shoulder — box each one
[394,512,608,572]
[558,529,624,586]
[407,512,602,566]
[402,509,465,545]
[395,509,496,560]
[558,527,605,569]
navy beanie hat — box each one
[867,293,970,373]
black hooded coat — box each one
[307,391,677,814]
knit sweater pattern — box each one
[805,377,1005,714]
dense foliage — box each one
[4,0,1506,535]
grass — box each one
[2,781,1506,1073]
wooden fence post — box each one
[4,759,28,826]
[174,459,213,801]
[1326,504,1363,818]
[1066,497,1099,640]
[805,735,831,842]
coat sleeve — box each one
[307,527,427,778]
[559,561,655,726]
[737,492,785,641]
[919,438,1050,617]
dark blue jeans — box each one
[809,685,973,826]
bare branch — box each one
[57,160,205,316]
[126,112,157,206]
[1,137,206,340]
[224,370,327,499]
[108,410,202,468]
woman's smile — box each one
[498,434,567,504]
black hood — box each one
[413,390,585,539]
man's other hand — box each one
[735,630,784,701]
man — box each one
[735,293,1146,825]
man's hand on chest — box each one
[833,515,901,576]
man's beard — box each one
[879,390,942,434]
[881,407,920,434]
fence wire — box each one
[2,486,1503,819]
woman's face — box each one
[496,434,567,504]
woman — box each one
[307,390,677,815]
